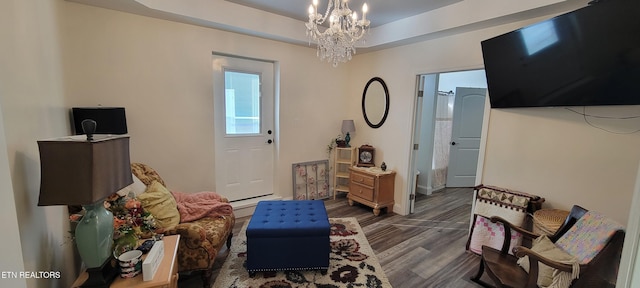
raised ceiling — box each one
[224,0,464,28]
[67,0,590,52]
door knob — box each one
[451,141,457,146]
[267,130,272,135]
[267,139,273,144]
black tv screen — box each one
[481,0,640,108]
[72,107,128,135]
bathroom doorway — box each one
[412,70,487,199]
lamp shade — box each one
[38,135,133,206]
[341,120,356,135]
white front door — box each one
[446,87,486,187]
[212,54,275,201]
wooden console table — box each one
[72,235,180,288]
[348,167,395,216]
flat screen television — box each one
[72,107,128,135]
[481,0,640,108]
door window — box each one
[224,71,261,135]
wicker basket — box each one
[532,209,570,236]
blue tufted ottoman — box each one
[246,200,330,275]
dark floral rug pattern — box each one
[213,217,392,288]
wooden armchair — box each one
[471,205,625,288]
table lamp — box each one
[341,120,356,147]
[38,134,133,287]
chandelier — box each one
[306,0,370,67]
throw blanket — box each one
[467,185,532,255]
[171,191,233,222]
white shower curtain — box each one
[431,91,454,189]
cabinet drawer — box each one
[350,171,375,187]
[349,183,374,201]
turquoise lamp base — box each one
[75,201,117,287]
[75,201,114,268]
[345,132,351,147]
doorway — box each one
[212,53,276,202]
[409,70,487,212]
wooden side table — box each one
[348,166,395,216]
[72,235,180,288]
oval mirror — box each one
[362,77,389,128]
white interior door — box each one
[213,54,275,202]
[446,87,486,187]
[410,76,425,214]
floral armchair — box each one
[129,163,235,287]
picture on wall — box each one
[292,160,330,200]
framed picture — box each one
[292,160,330,200]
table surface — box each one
[71,235,180,288]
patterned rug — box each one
[212,217,392,288]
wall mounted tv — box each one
[481,0,640,108]
[72,107,128,135]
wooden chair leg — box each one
[471,257,485,282]
[226,232,233,249]
[470,259,494,288]
[201,269,213,288]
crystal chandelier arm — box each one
[312,0,334,26]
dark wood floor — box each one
[183,187,489,287]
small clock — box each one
[357,145,375,167]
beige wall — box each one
[346,16,550,215]
[345,9,640,283]
[347,2,638,225]
[483,107,640,225]
[1,0,76,287]
[60,3,350,198]
[2,0,638,287]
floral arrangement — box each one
[105,193,158,240]
[66,193,159,256]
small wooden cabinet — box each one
[348,167,395,216]
[333,147,355,199]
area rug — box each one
[212,217,392,288]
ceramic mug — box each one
[120,270,141,278]
[118,250,143,278]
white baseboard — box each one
[417,184,431,196]
[428,184,445,195]
[230,195,283,218]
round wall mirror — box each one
[362,77,389,128]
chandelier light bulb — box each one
[352,12,357,21]
[362,3,368,20]
[308,5,314,15]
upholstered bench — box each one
[246,200,330,276]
